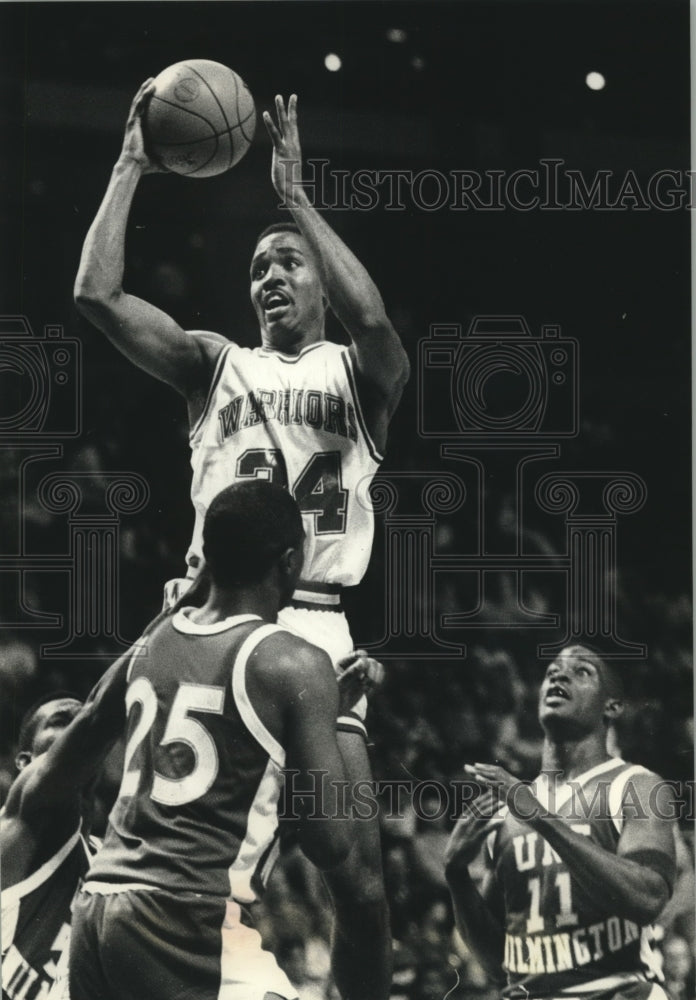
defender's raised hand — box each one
[445,789,504,877]
[465,762,541,823]
[119,79,164,175]
[263,94,304,206]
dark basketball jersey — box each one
[1,829,92,1000]
[86,611,287,905]
[488,758,664,999]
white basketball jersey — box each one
[187,340,382,587]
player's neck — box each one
[188,583,281,626]
[260,325,325,356]
[540,730,612,782]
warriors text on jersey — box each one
[1,829,91,1000]
[488,759,665,999]
[85,610,288,904]
[187,340,382,587]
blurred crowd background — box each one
[1,2,692,998]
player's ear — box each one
[15,750,32,772]
[278,545,303,579]
[604,698,624,722]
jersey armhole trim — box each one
[126,640,146,683]
[485,826,500,862]
[609,764,651,835]
[189,342,233,442]
[341,350,384,464]
[232,624,287,769]
[0,828,81,907]
[485,805,507,860]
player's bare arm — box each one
[264,95,410,448]
[321,732,392,1000]
[445,789,506,981]
[246,632,354,871]
[2,654,129,889]
[247,631,394,997]
[467,763,675,926]
[74,79,222,410]
[315,661,390,1000]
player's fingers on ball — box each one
[135,94,152,117]
[127,92,141,119]
[134,78,155,106]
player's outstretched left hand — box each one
[336,649,385,715]
[464,762,541,823]
[263,94,304,206]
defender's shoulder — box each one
[254,627,332,676]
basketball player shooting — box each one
[75,79,409,999]
[445,646,676,1000]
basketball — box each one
[143,59,256,178]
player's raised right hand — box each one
[445,789,504,877]
[118,79,164,175]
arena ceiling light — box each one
[585,71,606,90]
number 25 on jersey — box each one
[119,679,224,807]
